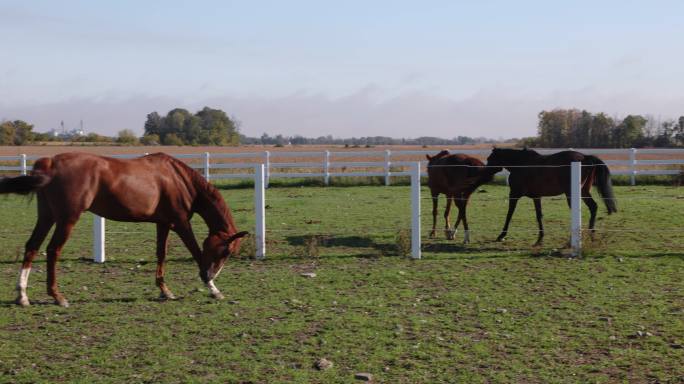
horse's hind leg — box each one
[457,198,471,244]
[16,197,54,307]
[533,198,544,246]
[429,193,439,238]
[45,217,79,307]
[444,195,455,240]
[583,191,598,239]
[155,223,176,300]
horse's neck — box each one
[194,188,233,235]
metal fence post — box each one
[20,154,27,175]
[324,150,330,186]
[93,214,106,263]
[384,149,392,186]
[411,162,421,259]
[255,164,266,259]
[571,161,582,257]
[629,148,637,186]
[263,151,271,188]
[203,152,211,180]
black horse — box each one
[486,148,617,245]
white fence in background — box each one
[2,148,683,187]
[3,148,682,262]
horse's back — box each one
[37,152,194,222]
[428,153,485,192]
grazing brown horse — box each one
[486,148,617,245]
[426,150,499,243]
[0,152,248,307]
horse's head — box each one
[201,230,249,281]
[426,150,450,164]
[485,147,506,171]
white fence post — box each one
[254,164,266,259]
[629,148,637,186]
[93,214,106,263]
[411,162,421,259]
[570,161,582,257]
[203,152,210,180]
[324,150,330,186]
[263,151,271,188]
[20,154,27,175]
[384,149,392,186]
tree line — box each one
[0,107,241,146]
[241,133,504,147]
[524,109,684,148]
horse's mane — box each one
[161,154,237,234]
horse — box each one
[485,147,617,245]
[426,150,499,243]
[0,152,248,307]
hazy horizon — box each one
[2,1,683,139]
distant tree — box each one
[676,116,684,146]
[0,120,34,145]
[143,107,239,146]
[614,115,647,147]
[162,133,184,146]
[117,129,139,145]
[144,112,162,136]
[140,134,160,145]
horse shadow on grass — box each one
[284,235,399,258]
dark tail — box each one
[0,174,51,195]
[585,155,617,214]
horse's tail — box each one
[0,174,51,195]
[585,155,617,214]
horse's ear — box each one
[523,146,529,151]
[425,154,432,161]
[227,231,249,244]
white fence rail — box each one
[2,148,681,187]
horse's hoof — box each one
[496,236,506,242]
[55,299,70,308]
[211,292,225,300]
[15,297,30,307]
[159,292,177,300]
[428,231,436,239]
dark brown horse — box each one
[486,148,617,245]
[426,150,499,243]
[0,152,248,307]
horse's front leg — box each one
[533,198,544,246]
[174,222,224,300]
[155,223,176,300]
[496,194,520,242]
[45,218,79,307]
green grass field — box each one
[1,183,682,383]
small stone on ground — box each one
[315,358,333,370]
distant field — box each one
[0,144,493,157]
[0,183,682,383]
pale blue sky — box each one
[1,1,683,138]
